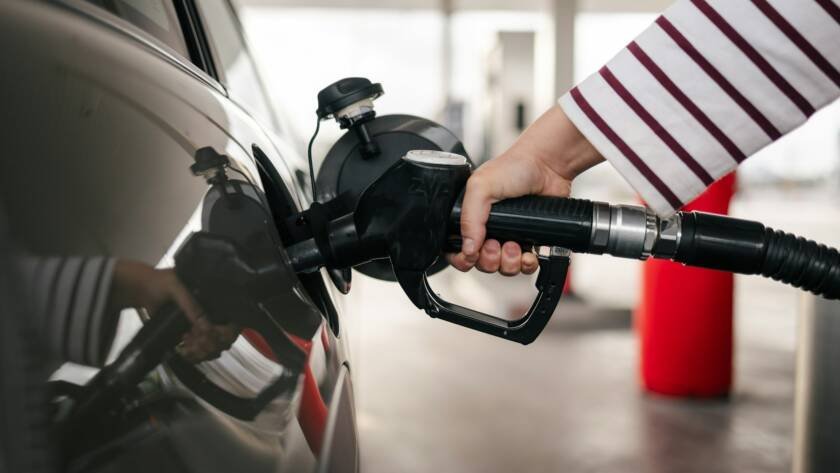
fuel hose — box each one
[447,196,840,300]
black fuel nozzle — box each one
[288,151,468,275]
[316,77,384,158]
[285,150,572,344]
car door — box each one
[190,2,359,471]
[186,2,360,471]
[0,0,355,471]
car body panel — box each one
[0,1,357,471]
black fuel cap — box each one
[316,77,383,119]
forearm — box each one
[559,0,840,215]
[508,105,604,182]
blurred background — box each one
[236,0,840,471]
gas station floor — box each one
[350,251,799,473]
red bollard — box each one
[636,173,737,397]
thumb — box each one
[461,179,493,255]
[161,270,205,324]
[453,177,493,268]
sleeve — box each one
[17,255,118,367]
[559,0,840,216]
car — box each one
[0,1,358,471]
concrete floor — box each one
[348,271,795,473]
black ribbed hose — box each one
[672,212,840,300]
[760,228,840,299]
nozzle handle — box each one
[450,195,594,252]
[420,246,570,344]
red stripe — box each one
[815,0,840,25]
[692,0,815,117]
[655,16,782,140]
[599,66,714,185]
[569,87,683,209]
[627,41,746,163]
[752,0,840,88]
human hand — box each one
[448,105,603,275]
[108,260,239,363]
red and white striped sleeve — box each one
[559,0,840,216]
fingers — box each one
[451,240,539,276]
[447,251,474,272]
[476,239,501,273]
[160,269,204,323]
[179,317,240,363]
[118,265,238,364]
[499,242,522,276]
[521,252,539,275]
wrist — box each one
[108,260,156,311]
[514,105,603,181]
[559,117,603,179]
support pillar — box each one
[553,0,576,98]
[794,295,840,473]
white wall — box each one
[242,8,444,158]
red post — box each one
[636,173,736,397]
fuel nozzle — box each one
[285,150,572,344]
[285,148,840,345]
[316,77,384,158]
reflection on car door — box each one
[0,0,348,471]
[192,2,360,471]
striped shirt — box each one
[560,0,840,216]
[16,255,118,367]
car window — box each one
[196,0,276,129]
[84,0,191,59]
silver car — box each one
[0,1,358,471]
